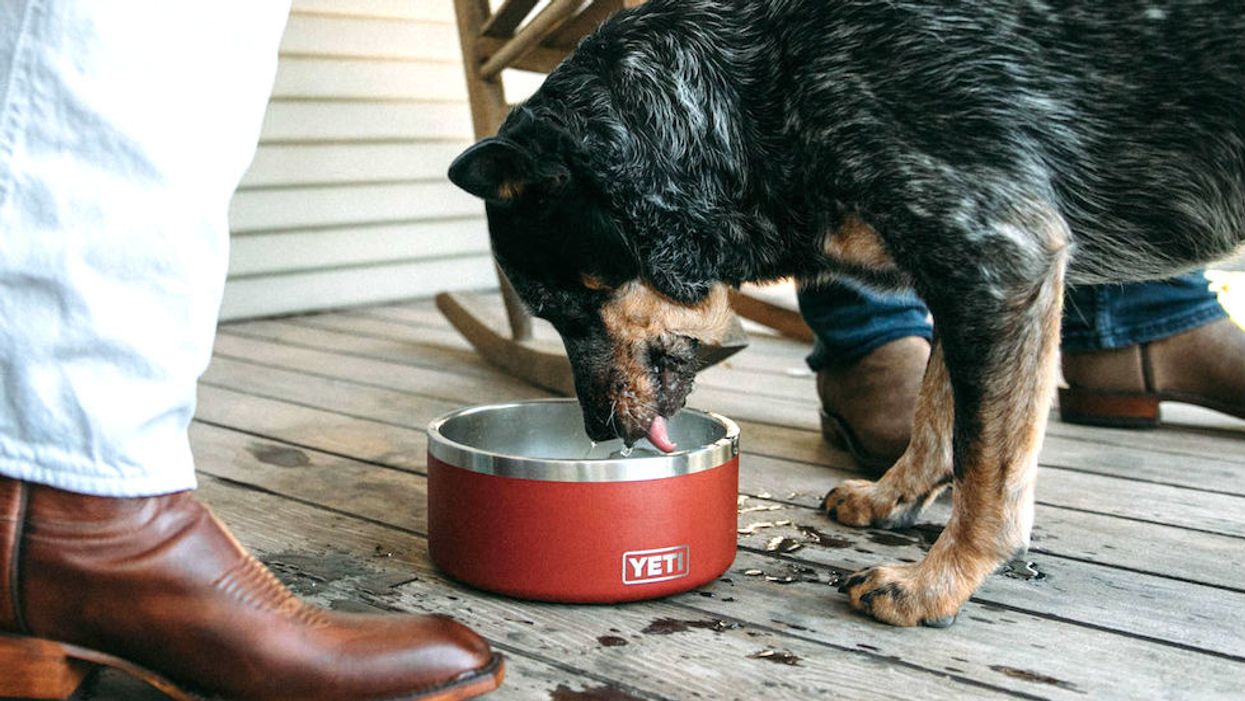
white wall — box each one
[221,0,498,319]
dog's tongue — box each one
[646,415,678,453]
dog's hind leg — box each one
[824,342,954,529]
[836,202,1068,627]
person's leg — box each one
[799,276,933,371]
[0,4,501,699]
[1060,271,1244,425]
[0,1,289,495]
[798,278,933,472]
[1061,271,1227,352]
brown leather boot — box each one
[817,336,930,475]
[0,477,504,701]
[1060,318,1245,427]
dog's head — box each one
[448,3,768,449]
[448,114,736,449]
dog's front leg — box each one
[836,207,1068,627]
[824,342,954,528]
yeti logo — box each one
[622,545,690,585]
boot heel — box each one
[0,634,96,699]
[1058,387,1161,428]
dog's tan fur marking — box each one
[835,209,1069,626]
[582,274,609,290]
[823,214,895,269]
[600,282,734,346]
[598,282,733,433]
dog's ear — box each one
[448,137,569,204]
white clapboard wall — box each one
[222,0,503,320]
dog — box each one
[448,0,1245,627]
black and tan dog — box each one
[449,0,1245,627]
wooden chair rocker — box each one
[441,0,806,394]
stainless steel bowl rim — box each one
[427,399,739,482]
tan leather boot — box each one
[1060,318,1245,427]
[0,477,504,701]
[817,336,931,474]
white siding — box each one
[222,0,493,320]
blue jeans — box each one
[799,272,1228,371]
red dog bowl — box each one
[427,399,739,603]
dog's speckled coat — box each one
[450,0,1244,627]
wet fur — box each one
[449,0,1245,626]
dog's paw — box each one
[838,563,960,628]
[823,480,918,528]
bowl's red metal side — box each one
[427,456,739,603]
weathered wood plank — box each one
[208,329,1245,538]
[187,423,1245,699]
[191,475,1001,700]
[229,317,497,379]
[194,382,1245,596]
[213,331,549,403]
[191,391,1245,656]
[734,513,1245,659]
[201,356,462,430]
[201,347,1245,590]
[269,307,1245,487]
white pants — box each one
[0,2,290,496]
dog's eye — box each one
[581,274,611,291]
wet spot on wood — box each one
[749,649,802,666]
[910,523,944,546]
[866,531,920,547]
[550,683,646,701]
[598,635,628,647]
[796,525,852,548]
[328,598,385,614]
[1001,560,1047,581]
[642,617,741,635]
[261,550,413,606]
[990,665,1080,691]
[248,443,311,468]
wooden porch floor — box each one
[90,295,1245,700]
